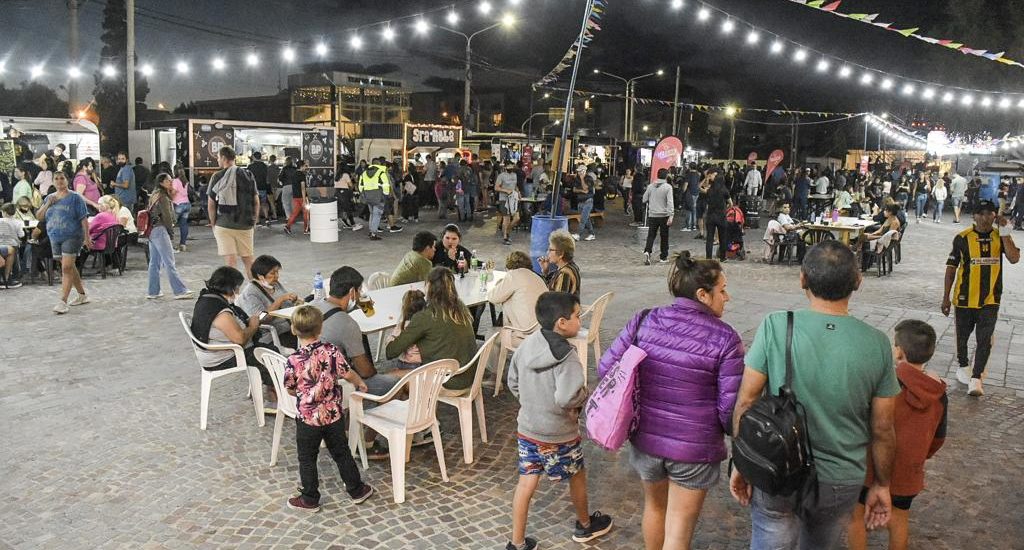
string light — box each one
[838,66,851,78]
[67,66,82,79]
[415,18,429,34]
[943,91,955,103]
[349,35,363,49]
[281,47,296,62]
[246,52,259,67]
[140,63,154,76]
[793,49,807,63]
[999,97,1011,109]
[981,96,993,107]
[479,1,492,15]
[101,64,117,77]
[722,20,735,34]
[697,7,710,21]
[211,57,226,71]
[816,59,829,72]
[770,41,784,54]
[746,31,760,44]
[174,61,189,74]
[961,94,974,106]
[922,88,935,100]
[860,72,873,85]
[447,9,459,24]
[670,0,683,9]
[880,78,893,91]
[315,42,329,56]
[382,26,395,40]
[901,83,915,95]
[501,12,515,26]
[1017,98,1024,108]
[30,64,44,79]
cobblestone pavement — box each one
[3,203,1023,549]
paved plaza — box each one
[3,204,1023,549]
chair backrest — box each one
[254,348,298,419]
[584,291,615,339]
[366,271,391,291]
[500,322,539,349]
[402,359,459,432]
[462,333,499,400]
[179,312,205,359]
[100,224,125,253]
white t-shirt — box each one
[814,176,829,195]
[777,213,795,226]
[118,206,138,234]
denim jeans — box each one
[915,193,928,218]
[368,204,385,234]
[579,198,595,236]
[296,417,364,503]
[173,203,190,247]
[457,192,472,220]
[687,195,699,228]
[933,200,945,221]
[749,482,861,550]
[281,184,294,219]
[147,226,188,296]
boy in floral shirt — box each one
[284,305,374,512]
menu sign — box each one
[192,124,234,168]
[302,130,334,169]
[405,124,461,150]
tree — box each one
[0,83,69,117]
[92,0,150,155]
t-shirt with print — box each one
[313,300,368,362]
[745,310,900,485]
[284,341,350,427]
[44,192,89,244]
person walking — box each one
[145,173,193,300]
[207,146,260,274]
[573,174,597,242]
[359,157,391,241]
[35,171,91,313]
[248,151,270,227]
[620,168,634,216]
[704,170,731,261]
[642,168,674,266]
[284,160,311,235]
[730,241,900,549]
[913,176,931,223]
[942,200,1021,396]
[171,166,192,251]
[266,155,281,222]
[599,251,743,550]
[278,157,299,221]
[932,178,948,223]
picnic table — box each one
[802,216,872,245]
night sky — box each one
[5,0,1022,133]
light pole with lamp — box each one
[436,13,515,131]
[592,69,663,142]
[725,106,737,161]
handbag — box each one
[584,309,652,451]
[136,201,158,238]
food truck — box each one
[1,116,101,164]
[353,123,464,166]
[133,118,336,186]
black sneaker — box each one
[349,483,375,504]
[503,238,512,245]
[6,280,21,289]
[572,511,613,543]
[504,537,538,550]
[389,225,404,233]
[369,233,382,241]
[283,225,293,236]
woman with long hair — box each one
[145,173,192,299]
[384,266,477,392]
[35,155,56,196]
[171,165,192,251]
[35,171,91,313]
[72,158,102,206]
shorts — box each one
[212,225,254,257]
[517,436,584,481]
[0,244,16,257]
[51,235,84,257]
[629,446,721,490]
[497,203,511,215]
[951,196,964,209]
[859,486,916,511]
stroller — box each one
[724,205,747,260]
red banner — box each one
[649,136,684,184]
[764,149,785,183]
[859,155,869,175]
[747,151,758,163]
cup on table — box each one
[357,294,375,317]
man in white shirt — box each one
[814,172,830,195]
[744,164,763,197]
[949,172,969,223]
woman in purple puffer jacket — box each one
[598,251,744,550]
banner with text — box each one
[650,136,684,185]
[405,124,462,151]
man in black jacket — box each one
[248,151,270,226]
[705,168,732,261]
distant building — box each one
[289,72,414,138]
[175,92,291,123]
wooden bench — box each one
[566,211,605,232]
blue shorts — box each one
[51,236,83,257]
[517,436,584,481]
[258,190,268,200]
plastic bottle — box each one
[457,250,466,277]
[312,270,324,301]
[831,208,840,223]
[470,249,478,270]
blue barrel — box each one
[530,215,569,274]
[978,172,1000,202]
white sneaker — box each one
[955,366,971,385]
[179,244,187,252]
[571,233,581,241]
[173,291,194,300]
[681,227,692,232]
[584,234,596,241]
[53,301,70,314]
[643,252,651,266]
[968,377,984,396]
[352,224,364,231]
[68,294,90,306]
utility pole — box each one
[126,0,136,133]
[728,117,736,161]
[463,40,472,131]
[527,85,536,139]
[68,0,81,114]
[671,66,680,136]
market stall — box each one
[1,116,100,164]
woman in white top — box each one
[932,178,948,223]
[620,168,635,215]
[99,195,137,234]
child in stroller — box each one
[724,204,746,260]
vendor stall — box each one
[1,116,100,164]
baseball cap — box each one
[975,199,998,213]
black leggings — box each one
[706,215,729,260]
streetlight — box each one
[725,106,737,161]
[593,69,663,141]
[436,16,515,131]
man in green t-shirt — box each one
[730,240,899,549]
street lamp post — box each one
[593,69,663,142]
[438,16,513,131]
[726,106,737,161]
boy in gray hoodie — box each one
[505,291,613,550]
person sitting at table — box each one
[385,266,478,394]
[190,266,279,412]
[99,195,138,236]
[0,203,25,288]
[76,198,122,270]
[391,231,436,286]
[315,266,402,459]
[833,183,854,216]
[236,254,300,350]
[14,197,36,224]
[861,204,902,269]
[433,223,472,275]
[487,250,547,330]
[385,289,427,371]
[538,229,581,298]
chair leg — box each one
[405,433,414,463]
[200,372,212,430]
[458,400,474,464]
[249,368,265,428]
[348,413,360,461]
[375,331,386,362]
[431,421,449,482]
[270,411,285,466]
[388,430,408,503]
[474,395,488,444]
[575,342,588,386]
[493,345,509,397]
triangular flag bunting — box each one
[896,27,919,37]
[807,0,825,7]
[821,1,841,12]
[864,13,878,22]
[847,13,868,20]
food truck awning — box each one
[2,117,98,135]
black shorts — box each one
[859,486,916,510]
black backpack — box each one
[732,311,816,496]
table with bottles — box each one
[270,265,507,336]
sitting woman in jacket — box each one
[538,230,581,298]
[487,250,547,331]
[191,266,279,410]
[384,266,478,393]
[597,251,744,550]
[236,254,300,350]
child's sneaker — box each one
[504,537,538,550]
[350,483,375,504]
[287,496,320,513]
[572,511,613,543]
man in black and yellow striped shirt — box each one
[942,200,1020,396]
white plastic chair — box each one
[253,349,297,466]
[439,333,499,464]
[491,323,539,397]
[179,312,265,430]
[569,292,615,386]
[348,359,459,503]
[364,271,391,360]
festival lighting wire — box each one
[660,1,1024,110]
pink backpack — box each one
[584,310,651,451]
